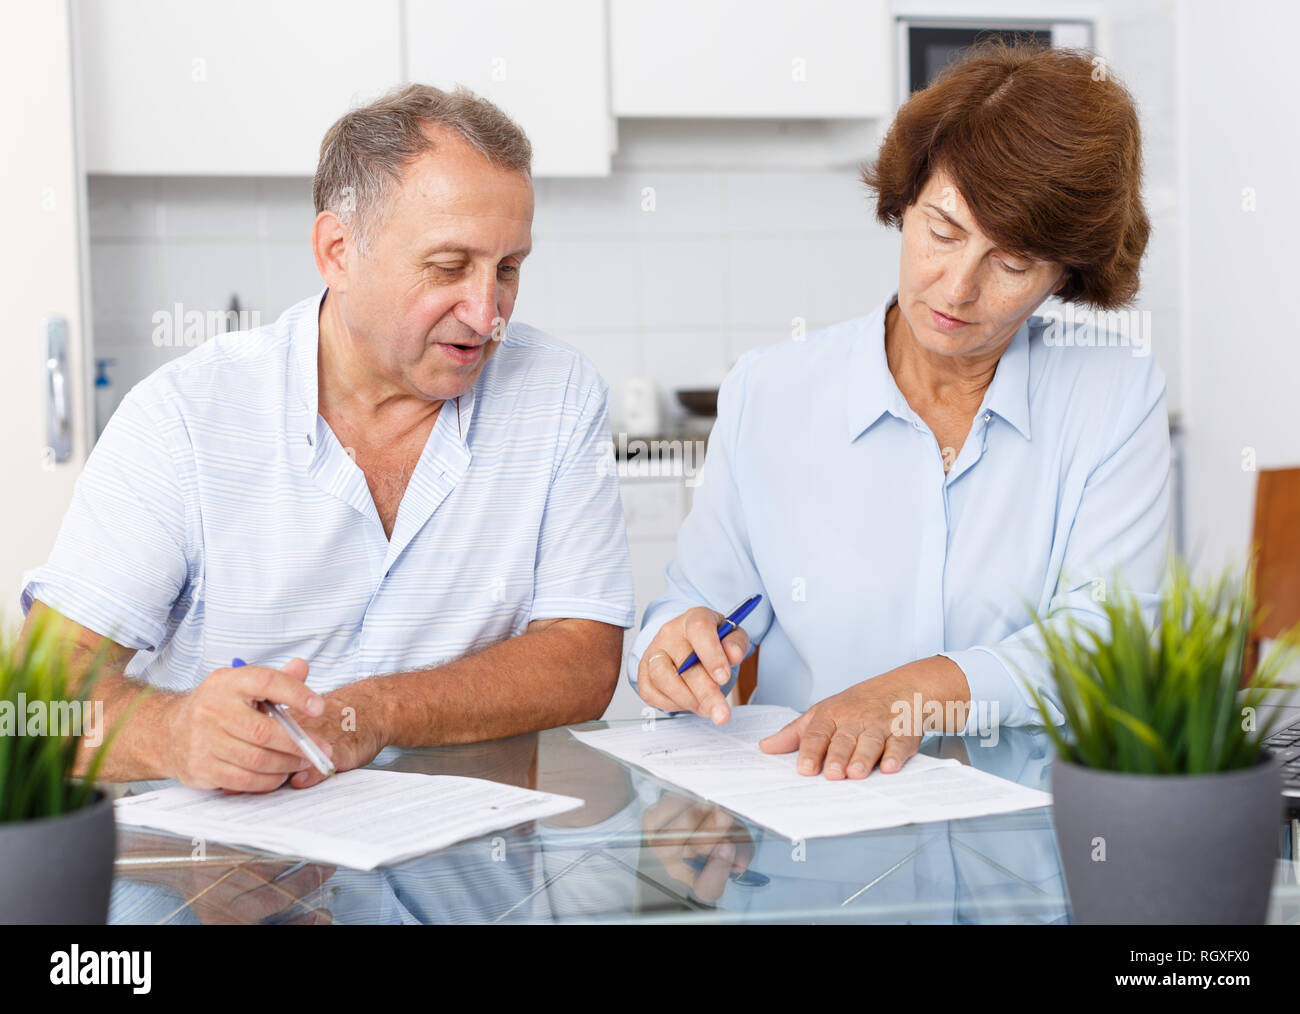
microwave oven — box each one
[898,17,1094,101]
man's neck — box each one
[316,290,443,442]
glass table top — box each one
[108,721,1300,924]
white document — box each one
[570,705,1051,840]
[114,768,584,871]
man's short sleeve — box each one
[21,384,193,650]
[529,376,635,628]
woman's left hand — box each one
[758,656,970,779]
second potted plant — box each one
[1028,560,1299,924]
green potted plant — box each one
[0,612,135,924]
[1027,559,1300,924]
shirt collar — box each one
[846,291,1032,443]
[289,287,326,434]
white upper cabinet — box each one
[610,0,891,119]
[78,0,402,175]
[403,0,613,177]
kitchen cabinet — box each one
[610,0,891,119]
[77,0,611,178]
[3,3,88,625]
[77,0,402,175]
[403,0,614,177]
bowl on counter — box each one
[675,389,718,417]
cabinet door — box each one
[78,0,402,175]
[611,0,890,118]
[403,0,612,177]
[2,3,88,626]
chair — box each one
[735,646,759,705]
[1243,468,1300,685]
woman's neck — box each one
[884,300,1001,412]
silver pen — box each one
[232,658,337,778]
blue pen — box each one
[232,658,336,778]
[677,594,763,675]
[683,854,771,887]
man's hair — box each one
[862,41,1148,310]
[313,83,532,256]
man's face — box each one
[895,166,1064,359]
[334,127,533,402]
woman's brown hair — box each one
[862,41,1149,309]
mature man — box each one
[21,84,633,791]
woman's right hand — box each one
[635,606,750,725]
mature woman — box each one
[628,43,1170,780]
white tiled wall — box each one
[87,167,905,432]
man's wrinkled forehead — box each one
[386,147,533,253]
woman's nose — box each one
[944,256,981,306]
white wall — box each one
[88,168,903,434]
[1177,0,1300,578]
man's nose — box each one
[455,270,501,337]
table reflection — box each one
[106,724,1082,924]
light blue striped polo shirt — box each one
[22,289,634,692]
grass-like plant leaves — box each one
[1023,559,1300,774]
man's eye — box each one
[431,263,464,274]
[929,228,956,243]
[498,264,518,275]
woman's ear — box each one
[1052,267,1068,295]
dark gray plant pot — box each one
[0,789,116,924]
[1052,753,1283,924]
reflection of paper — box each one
[570,706,1051,840]
[114,769,583,871]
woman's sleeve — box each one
[626,352,775,691]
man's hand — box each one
[636,607,750,725]
[759,657,971,779]
[160,658,334,792]
[286,682,388,789]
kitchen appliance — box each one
[897,17,1093,99]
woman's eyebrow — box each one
[923,203,967,231]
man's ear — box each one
[312,210,351,292]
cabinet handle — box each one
[42,314,72,464]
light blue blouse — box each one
[629,290,1171,735]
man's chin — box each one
[412,370,483,404]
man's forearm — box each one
[342,619,623,750]
[74,670,179,781]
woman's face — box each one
[895,167,1066,362]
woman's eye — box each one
[929,228,956,243]
[1000,261,1028,275]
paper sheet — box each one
[114,768,584,870]
[570,705,1051,840]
